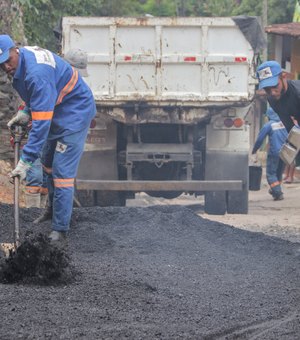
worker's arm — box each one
[252,123,271,154]
[20,75,57,164]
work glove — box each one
[7,109,31,128]
[10,158,32,181]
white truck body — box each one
[62,17,255,104]
[62,16,261,214]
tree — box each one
[15,0,297,51]
[17,0,143,50]
[233,0,295,24]
[201,0,238,16]
[140,0,175,16]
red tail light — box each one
[233,118,244,128]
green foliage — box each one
[267,0,295,24]
[201,0,238,17]
[14,0,297,51]
[233,0,295,23]
[140,0,176,16]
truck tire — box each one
[227,188,248,214]
[204,191,227,215]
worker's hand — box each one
[7,109,31,129]
[250,154,258,164]
[10,158,32,181]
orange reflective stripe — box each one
[25,186,41,194]
[56,68,78,105]
[32,111,53,120]
[54,178,74,188]
[40,187,49,195]
[270,181,280,188]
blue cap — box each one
[256,61,282,90]
[0,35,15,64]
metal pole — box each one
[14,140,20,248]
[262,0,268,60]
[11,125,26,249]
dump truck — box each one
[61,16,265,214]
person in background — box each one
[64,48,89,77]
[251,107,288,200]
[0,34,96,245]
[256,60,300,133]
[283,162,296,184]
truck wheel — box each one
[95,191,126,207]
[204,191,227,215]
[227,188,248,214]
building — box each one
[265,22,300,79]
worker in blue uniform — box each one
[251,107,288,200]
[0,34,96,245]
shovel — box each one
[0,125,27,257]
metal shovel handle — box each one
[10,125,28,248]
[13,140,20,248]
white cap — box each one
[64,48,88,77]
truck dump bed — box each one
[62,17,257,107]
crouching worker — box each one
[1,34,96,245]
[251,107,288,200]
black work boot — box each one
[273,193,284,201]
[268,189,284,201]
[33,204,52,224]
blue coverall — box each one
[252,108,288,199]
[13,46,96,232]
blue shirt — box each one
[13,46,96,163]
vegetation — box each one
[14,0,296,51]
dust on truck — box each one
[61,16,264,215]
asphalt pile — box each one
[0,202,300,339]
[0,233,73,284]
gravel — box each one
[0,203,300,339]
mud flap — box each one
[205,151,248,215]
[227,189,248,214]
[204,191,227,215]
[227,155,248,214]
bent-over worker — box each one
[0,34,96,245]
